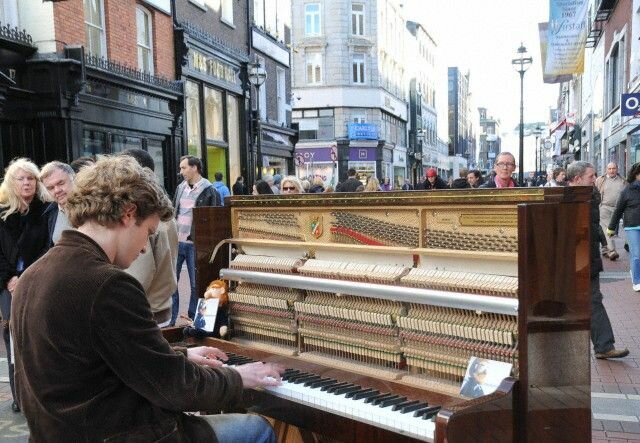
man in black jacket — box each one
[423,168,449,190]
[336,168,362,192]
[171,156,222,325]
[567,161,629,360]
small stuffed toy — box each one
[203,279,229,338]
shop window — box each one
[111,135,142,153]
[351,3,364,36]
[207,144,227,183]
[227,95,241,186]
[136,6,154,74]
[146,139,165,186]
[84,0,107,57]
[204,87,225,142]
[0,0,19,27]
[262,155,287,177]
[82,129,107,156]
[304,3,321,36]
[186,81,202,158]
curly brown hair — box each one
[66,156,173,228]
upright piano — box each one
[172,187,592,442]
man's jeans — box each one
[171,242,197,325]
[625,229,640,285]
[201,414,276,443]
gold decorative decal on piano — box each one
[310,215,323,239]
[424,207,518,253]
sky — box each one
[404,0,561,146]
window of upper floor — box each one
[84,0,107,58]
[221,0,233,26]
[352,54,365,84]
[306,52,322,85]
[0,0,19,27]
[294,108,334,140]
[136,6,154,74]
[304,3,321,36]
[605,39,624,114]
[276,66,287,125]
[351,3,364,36]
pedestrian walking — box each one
[596,162,625,261]
[0,158,51,412]
[607,162,640,291]
[213,172,231,205]
[567,161,629,359]
[232,176,246,195]
[171,156,221,325]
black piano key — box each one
[413,406,433,418]
[379,396,407,408]
[345,387,373,399]
[325,382,351,394]
[396,401,429,414]
[333,384,362,396]
[421,406,442,420]
[372,394,398,406]
[319,380,344,391]
[365,392,392,404]
[281,370,302,381]
[353,389,380,401]
[304,377,331,387]
[287,372,312,383]
[309,379,337,389]
[292,375,321,385]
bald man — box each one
[595,163,625,261]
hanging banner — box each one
[538,22,573,84]
[544,0,589,78]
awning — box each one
[550,116,575,135]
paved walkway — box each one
[0,251,639,441]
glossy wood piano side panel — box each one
[434,378,517,443]
[517,201,591,442]
[193,206,232,300]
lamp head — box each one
[249,63,267,87]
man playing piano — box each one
[11,156,283,442]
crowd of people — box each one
[0,149,635,439]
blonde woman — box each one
[280,176,304,194]
[0,158,51,412]
[364,176,380,192]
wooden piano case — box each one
[182,187,592,442]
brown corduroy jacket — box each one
[11,230,242,442]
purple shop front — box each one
[348,147,376,161]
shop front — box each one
[294,145,338,186]
[179,23,249,188]
[393,146,407,188]
[260,124,296,179]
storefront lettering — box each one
[190,50,238,85]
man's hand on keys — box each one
[234,362,285,389]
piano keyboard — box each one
[225,353,439,442]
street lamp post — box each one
[248,62,267,179]
[512,44,532,185]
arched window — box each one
[136,6,154,74]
